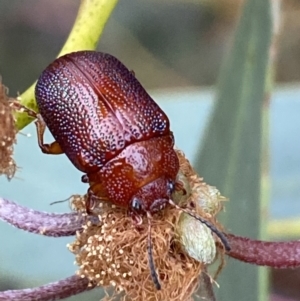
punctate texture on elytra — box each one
[35,51,179,212]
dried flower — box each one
[69,151,227,301]
[0,78,17,179]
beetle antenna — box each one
[146,212,161,290]
[49,196,71,206]
[168,199,230,252]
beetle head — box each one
[128,176,175,290]
[129,176,175,218]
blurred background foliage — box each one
[1,0,300,300]
[1,0,299,94]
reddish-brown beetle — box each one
[24,51,229,289]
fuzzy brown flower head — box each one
[69,151,227,301]
[0,79,17,179]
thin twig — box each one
[0,275,95,301]
[0,197,86,236]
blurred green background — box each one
[1,1,300,300]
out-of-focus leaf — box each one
[15,0,118,130]
[196,0,273,300]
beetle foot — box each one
[9,101,38,119]
[175,180,187,195]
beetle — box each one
[24,51,230,289]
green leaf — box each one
[196,0,274,300]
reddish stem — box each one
[2,197,300,270]
[227,233,300,268]
[0,275,94,301]
[0,197,88,236]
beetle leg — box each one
[10,101,63,154]
[86,183,109,214]
[175,180,187,195]
[9,101,38,119]
[35,114,63,154]
[86,191,96,215]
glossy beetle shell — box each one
[35,51,179,213]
